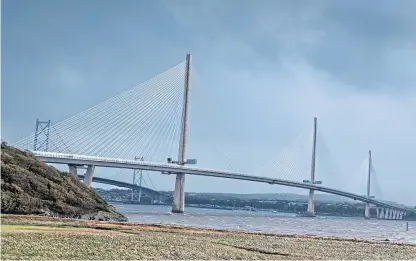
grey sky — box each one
[2,0,415,205]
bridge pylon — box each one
[364,150,372,219]
[307,117,317,217]
[131,156,144,202]
[33,119,51,151]
[172,53,192,213]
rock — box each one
[78,211,127,222]
[1,142,128,222]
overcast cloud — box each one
[2,0,415,205]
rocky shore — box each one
[75,210,128,222]
[1,142,127,222]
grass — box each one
[2,214,416,260]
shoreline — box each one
[3,214,413,245]
[110,202,416,221]
[2,214,416,259]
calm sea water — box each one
[112,203,416,244]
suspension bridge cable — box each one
[187,69,244,173]
[315,129,344,187]
[51,123,72,153]
[139,82,183,161]
[345,156,368,195]
[106,73,183,160]
[370,161,384,199]
[13,60,187,157]
[116,67,185,160]
[256,133,307,181]
[75,63,183,158]
[78,65,184,157]
[254,129,312,181]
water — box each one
[113,203,416,244]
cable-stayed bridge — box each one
[13,54,414,219]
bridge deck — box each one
[33,151,414,213]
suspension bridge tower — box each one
[364,150,372,219]
[172,53,192,213]
[307,117,318,217]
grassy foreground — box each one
[1,215,416,260]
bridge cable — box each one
[186,68,245,173]
[253,129,312,182]
[86,64,185,159]
[13,60,187,161]
[51,123,72,153]
[370,161,384,200]
[315,128,344,189]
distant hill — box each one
[1,142,126,221]
[182,192,352,203]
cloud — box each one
[53,65,85,90]
[3,0,416,205]
[188,53,416,204]
[157,0,416,204]
[56,1,416,205]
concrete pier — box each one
[379,208,384,219]
[389,209,394,220]
[364,150,372,219]
[172,173,185,213]
[364,203,371,219]
[376,208,406,220]
[68,164,77,175]
[385,208,390,219]
[307,190,315,217]
[83,165,95,187]
[393,209,398,219]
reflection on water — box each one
[113,203,416,244]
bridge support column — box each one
[83,165,95,188]
[364,203,371,219]
[307,190,315,217]
[399,211,404,220]
[385,208,390,219]
[172,173,185,213]
[393,210,398,220]
[379,208,385,219]
[376,207,380,219]
[307,117,317,217]
[364,150,371,220]
[68,164,77,176]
